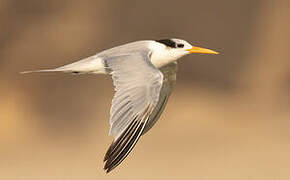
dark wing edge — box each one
[103,104,153,173]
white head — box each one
[149,38,218,68]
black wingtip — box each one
[103,120,146,173]
[104,165,112,173]
[104,142,114,162]
[103,105,152,173]
[104,163,114,173]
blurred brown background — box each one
[1,0,290,179]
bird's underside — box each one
[103,62,177,173]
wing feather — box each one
[103,52,163,172]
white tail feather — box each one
[20,56,106,75]
[20,68,67,74]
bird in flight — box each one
[22,38,218,173]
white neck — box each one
[148,41,188,68]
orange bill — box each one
[187,46,219,54]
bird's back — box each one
[97,40,153,57]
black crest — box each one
[155,39,176,48]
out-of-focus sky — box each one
[1,0,290,179]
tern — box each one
[22,38,218,173]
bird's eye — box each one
[177,44,184,48]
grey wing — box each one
[103,52,163,173]
[142,62,178,135]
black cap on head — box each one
[155,39,176,48]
